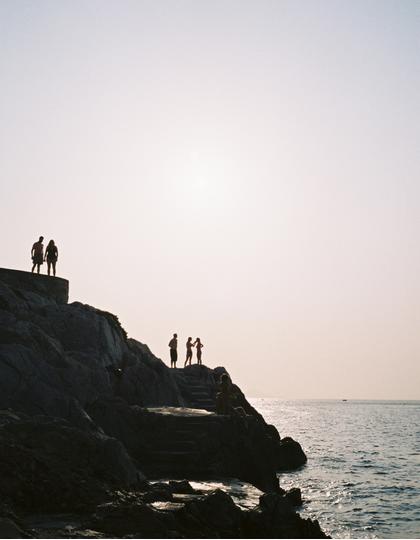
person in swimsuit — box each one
[44,239,58,276]
[184,337,193,367]
[193,338,204,365]
[169,333,178,368]
[31,236,44,274]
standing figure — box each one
[169,333,178,368]
[216,373,233,415]
[45,239,58,276]
[193,337,204,365]
[31,236,44,274]
[185,337,193,367]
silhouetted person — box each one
[45,239,58,276]
[31,236,44,274]
[184,337,193,367]
[216,373,233,415]
[193,338,204,365]
[169,333,178,368]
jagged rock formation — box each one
[88,405,281,492]
[0,410,142,514]
[0,268,325,538]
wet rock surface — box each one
[21,485,328,539]
[0,269,327,538]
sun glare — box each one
[171,149,236,212]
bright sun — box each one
[183,150,233,207]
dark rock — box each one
[277,437,307,470]
[143,483,174,503]
[0,269,329,538]
[92,500,171,537]
[110,405,282,493]
[258,492,329,538]
[0,270,184,425]
[168,480,196,494]
[0,268,68,304]
[0,410,142,513]
[0,517,26,539]
[259,492,294,516]
[182,489,242,537]
[285,487,303,506]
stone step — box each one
[189,404,215,410]
[164,414,218,423]
[188,394,213,400]
[187,388,211,394]
[172,419,219,428]
[190,406,215,412]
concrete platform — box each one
[0,268,69,303]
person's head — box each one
[220,373,230,387]
[196,337,201,343]
[39,236,44,243]
[174,333,177,338]
[47,239,55,248]
[188,337,192,342]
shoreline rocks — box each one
[0,268,328,538]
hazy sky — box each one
[1,1,419,399]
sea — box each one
[249,399,420,539]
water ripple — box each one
[250,399,420,539]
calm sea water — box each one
[250,399,420,539]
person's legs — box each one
[31,263,36,273]
[185,351,192,367]
[52,261,56,276]
[36,263,41,274]
[47,262,51,276]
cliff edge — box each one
[0,268,327,538]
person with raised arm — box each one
[193,337,204,365]
[184,337,193,367]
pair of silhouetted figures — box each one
[168,333,204,368]
[31,236,59,276]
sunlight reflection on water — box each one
[250,399,420,539]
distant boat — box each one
[342,399,348,402]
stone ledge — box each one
[0,267,69,304]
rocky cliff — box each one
[0,268,326,538]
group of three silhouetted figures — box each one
[168,333,204,368]
[30,236,238,414]
[31,236,59,276]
